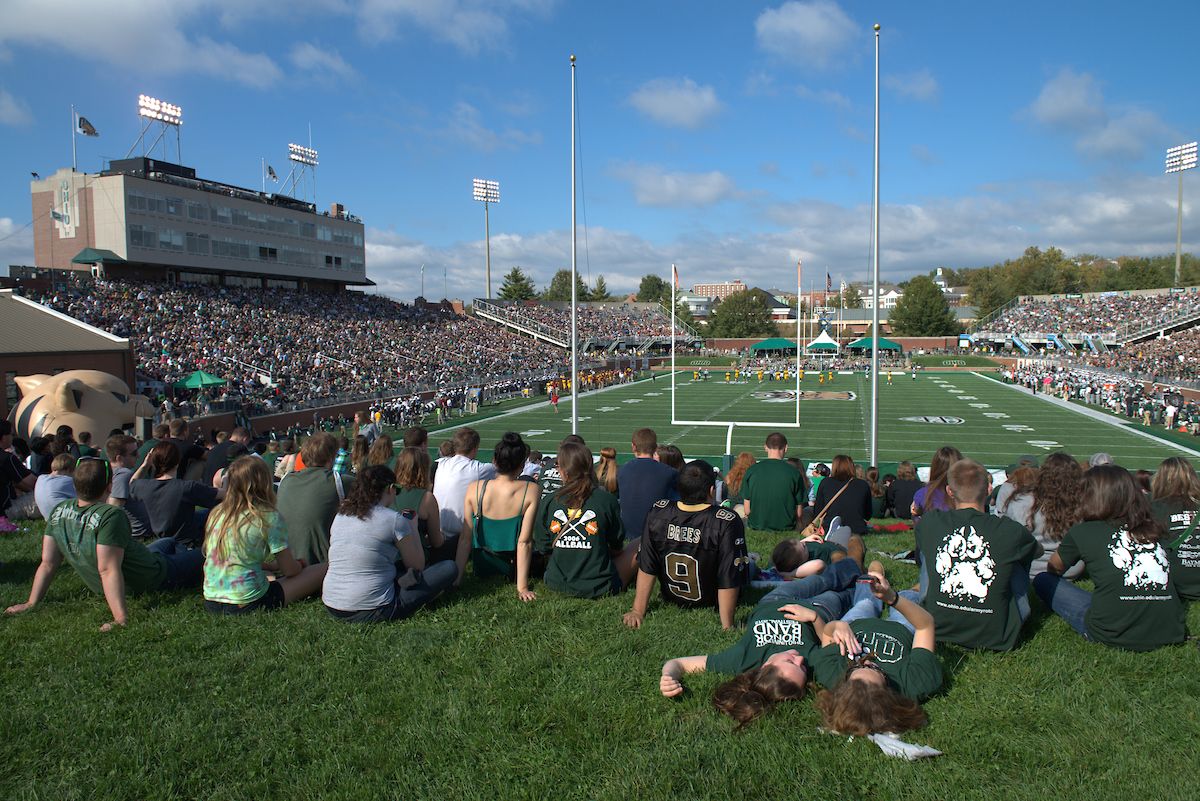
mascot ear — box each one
[14,375,49,396]
[56,380,82,412]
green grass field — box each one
[430,371,1198,471]
[2,520,1198,801]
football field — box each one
[429,370,1199,471]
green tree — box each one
[541,269,590,302]
[637,274,670,304]
[888,275,961,336]
[830,284,863,309]
[706,290,776,338]
[591,274,613,301]
[497,266,537,301]
[967,267,1011,321]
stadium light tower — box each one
[282,143,319,203]
[1166,141,1197,287]
[126,94,183,162]
[473,178,500,298]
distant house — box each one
[862,286,903,309]
[676,291,713,318]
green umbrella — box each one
[173,370,227,390]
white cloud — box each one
[1028,67,1105,130]
[755,1,857,70]
[0,217,35,267]
[289,41,356,81]
[356,0,553,53]
[885,68,939,103]
[1078,109,1175,160]
[0,88,33,126]
[0,1,283,88]
[628,78,723,129]
[443,101,542,152]
[794,84,850,109]
[611,163,738,208]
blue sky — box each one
[2,0,1199,300]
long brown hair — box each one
[725,452,755,495]
[1151,457,1200,507]
[555,442,596,508]
[926,446,963,500]
[350,435,371,474]
[394,446,431,490]
[204,456,275,561]
[146,440,181,478]
[866,466,884,498]
[1078,465,1165,544]
[712,664,807,729]
[339,465,396,520]
[1033,452,1083,541]
[815,679,928,736]
[831,454,855,482]
[367,435,394,467]
[596,447,619,494]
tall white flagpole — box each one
[671,263,677,425]
[795,259,802,426]
[570,54,579,435]
[870,23,882,467]
[71,104,77,172]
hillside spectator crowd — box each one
[982,291,1200,337]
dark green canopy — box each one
[173,370,227,389]
[749,337,798,351]
[848,336,902,353]
[71,247,125,265]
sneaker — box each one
[827,516,842,534]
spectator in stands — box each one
[742,432,806,532]
[623,460,747,629]
[392,446,448,564]
[277,432,352,564]
[138,423,169,463]
[813,455,873,535]
[1035,465,1186,650]
[202,427,251,486]
[595,447,619,495]
[916,459,1040,651]
[76,432,98,458]
[1,420,36,531]
[34,454,77,520]
[166,418,205,479]
[433,427,497,559]
[616,428,679,540]
[126,442,223,544]
[26,436,53,476]
[6,458,204,630]
[203,456,326,615]
[912,446,962,520]
[1150,456,1200,601]
[105,434,139,508]
[323,465,457,622]
[52,425,79,460]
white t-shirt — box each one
[432,455,497,536]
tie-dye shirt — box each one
[203,509,290,605]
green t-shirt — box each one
[535,487,623,599]
[136,438,159,463]
[805,541,846,564]
[1151,499,1200,601]
[202,509,290,604]
[1057,520,1186,650]
[46,500,167,595]
[277,467,355,564]
[915,507,1039,651]
[706,602,821,675]
[742,459,805,531]
[807,618,943,700]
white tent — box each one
[805,329,841,355]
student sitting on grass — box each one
[810,563,942,736]
[741,433,807,531]
[656,556,864,727]
[1150,456,1200,601]
[1035,465,1186,651]
[915,458,1041,651]
[6,457,205,631]
[524,442,638,600]
[462,433,539,590]
[323,465,457,623]
[126,441,224,545]
[623,460,748,630]
[392,447,449,565]
[202,457,327,615]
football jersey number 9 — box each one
[664,553,702,602]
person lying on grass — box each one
[202,456,327,615]
[323,465,457,623]
[623,460,747,630]
[6,457,205,631]
[1035,465,1186,651]
[657,555,864,727]
[810,563,942,736]
[522,442,639,600]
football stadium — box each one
[3,5,1200,801]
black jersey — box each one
[639,500,748,608]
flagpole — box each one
[261,157,265,193]
[71,105,77,172]
[795,259,802,427]
[570,53,578,435]
[870,23,882,467]
[671,263,676,425]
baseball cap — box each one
[1088,452,1114,468]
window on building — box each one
[187,202,208,221]
[257,246,278,262]
[129,224,157,249]
[165,197,183,216]
[185,232,210,255]
[158,229,183,251]
[5,371,18,409]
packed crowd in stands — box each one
[491,301,679,339]
[981,291,1200,337]
[3,413,1194,741]
[23,279,570,410]
[1068,327,1200,386]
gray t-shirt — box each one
[322,506,413,612]
[110,466,134,502]
[34,474,76,520]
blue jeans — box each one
[147,537,205,590]
[327,560,459,623]
[1033,572,1092,639]
[841,580,922,633]
[761,557,861,621]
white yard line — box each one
[971,372,1200,458]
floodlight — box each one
[288,143,319,166]
[472,178,500,203]
[1165,141,1198,174]
[138,94,182,126]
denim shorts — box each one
[204,580,285,615]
